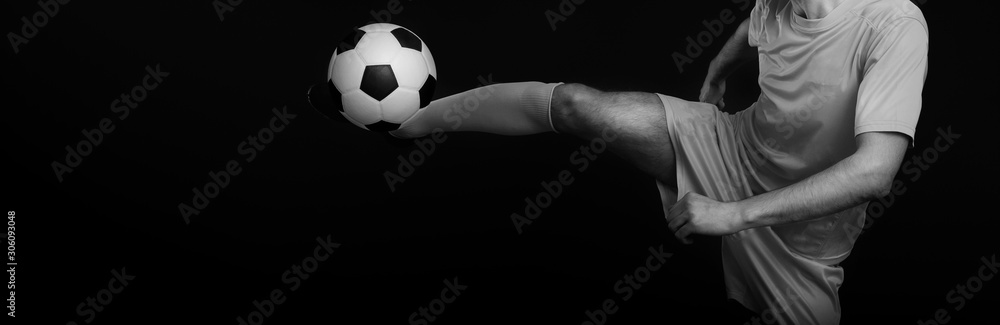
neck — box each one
[789,0,846,19]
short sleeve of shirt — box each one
[747,0,767,47]
[854,18,929,143]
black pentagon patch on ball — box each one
[338,28,366,53]
[360,65,398,101]
[366,121,401,132]
[418,75,436,108]
[390,28,422,52]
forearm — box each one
[736,134,908,229]
[737,156,881,229]
[706,18,756,84]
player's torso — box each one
[745,0,881,189]
[736,0,914,262]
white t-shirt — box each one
[725,0,928,323]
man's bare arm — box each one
[700,18,757,109]
[737,132,908,228]
[665,132,909,243]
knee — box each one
[551,83,602,134]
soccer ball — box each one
[324,23,437,132]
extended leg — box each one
[388,82,677,186]
[390,81,559,138]
[550,83,676,187]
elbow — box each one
[852,131,910,201]
[861,167,896,201]
[869,180,892,200]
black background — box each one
[3,0,998,324]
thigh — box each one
[550,84,676,187]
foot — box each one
[307,82,412,148]
[306,82,349,124]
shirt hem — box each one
[854,122,917,146]
[727,289,762,313]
